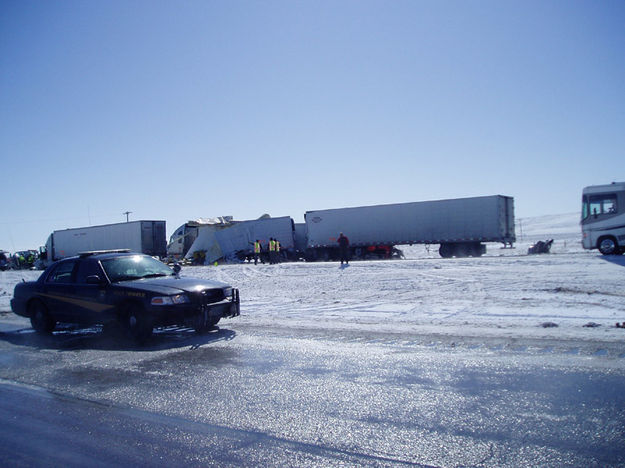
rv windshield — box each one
[583,194,617,219]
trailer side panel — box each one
[305,195,515,248]
[49,220,167,261]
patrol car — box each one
[10,250,240,343]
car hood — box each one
[116,276,230,295]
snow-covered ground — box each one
[2,212,624,345]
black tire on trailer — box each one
[470,243,484,257]
[598,236,619,255]
[439,243,455,258]
[126,304,153,344]
[455,244,471,258]
[29,300,55,334]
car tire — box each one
[194,316,220,334]
[126,304,153,344]
[29,301,55,334]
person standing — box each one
[268,238,276,264]
[275,239,281,264]
[338,232,350,265]
[253,240,262,265]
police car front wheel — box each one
[126,305,153,343]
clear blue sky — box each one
[1,0,624,251]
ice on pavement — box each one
[2,212,624,343]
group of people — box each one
[252,238,282,265]
[250,232,351,266]
[0,250,38,270]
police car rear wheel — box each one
[29,301,55,334]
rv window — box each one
[588,194,617,218]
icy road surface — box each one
[0,323,624,467]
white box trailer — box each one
[304,195,515,258]
[44,220,167,264]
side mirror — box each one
[86,275,105,285]
[173,263,181,277]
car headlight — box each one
[151,294,190,306]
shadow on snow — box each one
[0,323,237,352]
[600,254,625,267]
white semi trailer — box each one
[43,220,167,265]
[304,195,515,259]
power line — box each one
[0,212,125,225]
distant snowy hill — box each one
[514,212,582,255]
[517,212,579,237]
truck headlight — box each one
[223,287,233,298]
[151,294,190,306]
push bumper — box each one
[152,289,240,328]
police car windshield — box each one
[101,255,173,283]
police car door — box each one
[73,258,116,324]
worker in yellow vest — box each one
[275,239,281,264]
[253,240,262,265]
[268,238,275,264]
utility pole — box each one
[123,211,132,222]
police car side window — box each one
[46,261,77,284]
[75,260,104,284]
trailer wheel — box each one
[598,236,619,255]
[439,244,455,258]
[455,244,471,258]
[470,243,485,257]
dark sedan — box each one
[11,250,240,343]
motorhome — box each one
[581,182,625,255]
